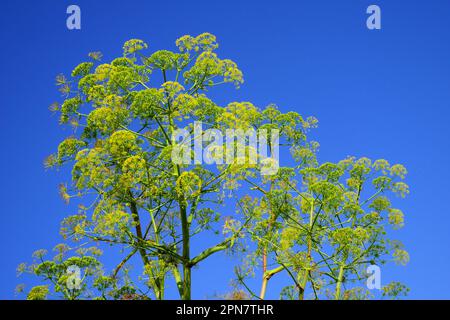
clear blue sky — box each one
[1,0,450,299]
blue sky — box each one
[1,0,450,299]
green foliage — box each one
[236,153,410,300]
[382,281,410,299]
[27,285,49,300]
[21,33,409,300]
[20,244,142,300]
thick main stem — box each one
[298,271,308,300]
[129,192,163,299]
[335,264,345,300]
[259,266,284,299]
[259,182,274,299]
[260,250,268,297]
[180,202,191,300]
[299,198,315,300]
[129,193,149,266]
[259,276,268,300]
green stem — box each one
[180,202,191,300]
[299,198,315,300]
[172,265,184,298]
[190,240,230,266]
[259,266,284,299]
[335,264,345,300]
